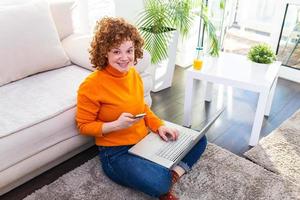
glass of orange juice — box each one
[193,59,203,70]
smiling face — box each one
[107,40,135,73]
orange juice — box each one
[193,59,203,70]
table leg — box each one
[204,82,213,102]
[249,91,269,146]
[265,77,278,116]
[183,74,195,127]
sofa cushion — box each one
[0,108,83,172]
[136,50,151,73]
[62,34,152,74]
[0,133,93,195]
[0,65,91,138]
[0,0,75,40]
[62,34,94,71]
[49,0,75,40]
[140,72,153,96]
[0,0,70,86]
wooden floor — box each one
[2,66,300,200]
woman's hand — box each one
[157,126,179,142]
[115,112,142,129]
[102,113,143,135]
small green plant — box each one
[247,43,276,64]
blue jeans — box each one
[98,135,207,197]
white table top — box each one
[187,52,281,92]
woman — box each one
[76,17,207,200]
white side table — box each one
[183,52,281,146]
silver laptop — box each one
[129,108,224,169]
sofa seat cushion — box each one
[0,65,91,172]
[0,132,93,195]
[0,65,90,137]
[0,108,88,173]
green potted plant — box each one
[247,43,276,65]
[136,0,219,91]
[137,0,219,64]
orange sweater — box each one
[76,65,163,146]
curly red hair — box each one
[89,17,144,70]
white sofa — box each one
[0,0,153,195]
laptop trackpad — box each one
[129,132,165,157]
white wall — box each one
[114,0,145,24]
[74,0,144,31]
[71,0,115,33]
[88,0,115,30]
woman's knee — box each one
[128,162,172,197]
[142,172,171,197]
[108,155,172,197]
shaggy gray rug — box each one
[24,143,300,200]
[244,109,300,186]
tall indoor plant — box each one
[136,0,219,91]
[137,0,219,64]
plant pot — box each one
[250,62,271,78]
[251,62,270,70]
[151,30,179,92]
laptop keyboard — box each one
[155,131,194,162]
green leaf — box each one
[247,43,276,64]
[219,0,225,10]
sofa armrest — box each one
[136,50,151,73]
[61,33,94,71]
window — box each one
[276,3,300,70]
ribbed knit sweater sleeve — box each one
[144,104,164,132]
[76,80,104,137]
